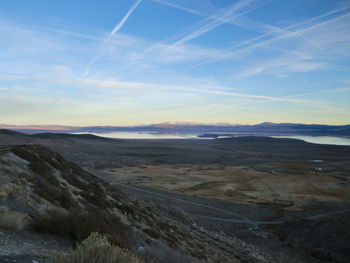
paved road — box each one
[111,182,284,227]
[111,181,350,227]
[111,182,251,220]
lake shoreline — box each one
[72,131,350,146]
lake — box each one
[271,135,350,146]
[74,131,198,139]
[74,132,350,146]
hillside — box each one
[0,144,265,263]
[1,132,350,262]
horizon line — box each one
[1,121,350,130]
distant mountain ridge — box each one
[1,122,350,136]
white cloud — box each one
[288,62,326,72]
[285,87,350,99]
[2,72,346,109]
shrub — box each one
[12,147,56,181]
[0,211,29,231]
[32,208,131,248]
[79,191,111,209]
[143,228,161,240]
[52,233,145,263]
[31,176,76,209]
[0,191,8,199]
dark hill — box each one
[335,127,350,135]
[0,129,30,136]
[32,132,113,141]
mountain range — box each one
[0,122,350,136]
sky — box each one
[0,0,349,126]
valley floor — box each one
[1,131,350,262]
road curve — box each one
[111,181,350,227]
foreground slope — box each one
[1,131,350,262]
[0,144,267,263]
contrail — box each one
[153,0,279,34]
[83,0,143,77]
[118,0,271,77]
[169,0,272,47]
[188,6,350,68]
[108,0,142,39]
[154,0,349,70]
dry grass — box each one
[104,164,350,208]
[52,233,144,263]
[0,211,29,231]
[0,191,8,199]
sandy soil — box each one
[100,164,350,209]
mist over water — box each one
[272,135,350,146]
[74,131,198,139]
[75,132,350,145]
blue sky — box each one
[0,0,349,125]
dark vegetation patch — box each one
[32,176,75,208]
[79,191,111,209]
[33,208,132,249]
[143,228,161,240]
[11,145,118,209]
[12,146,58,184]
[12,146,76,209]
[114,202,138,218]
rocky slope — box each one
[0,144,267,263]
